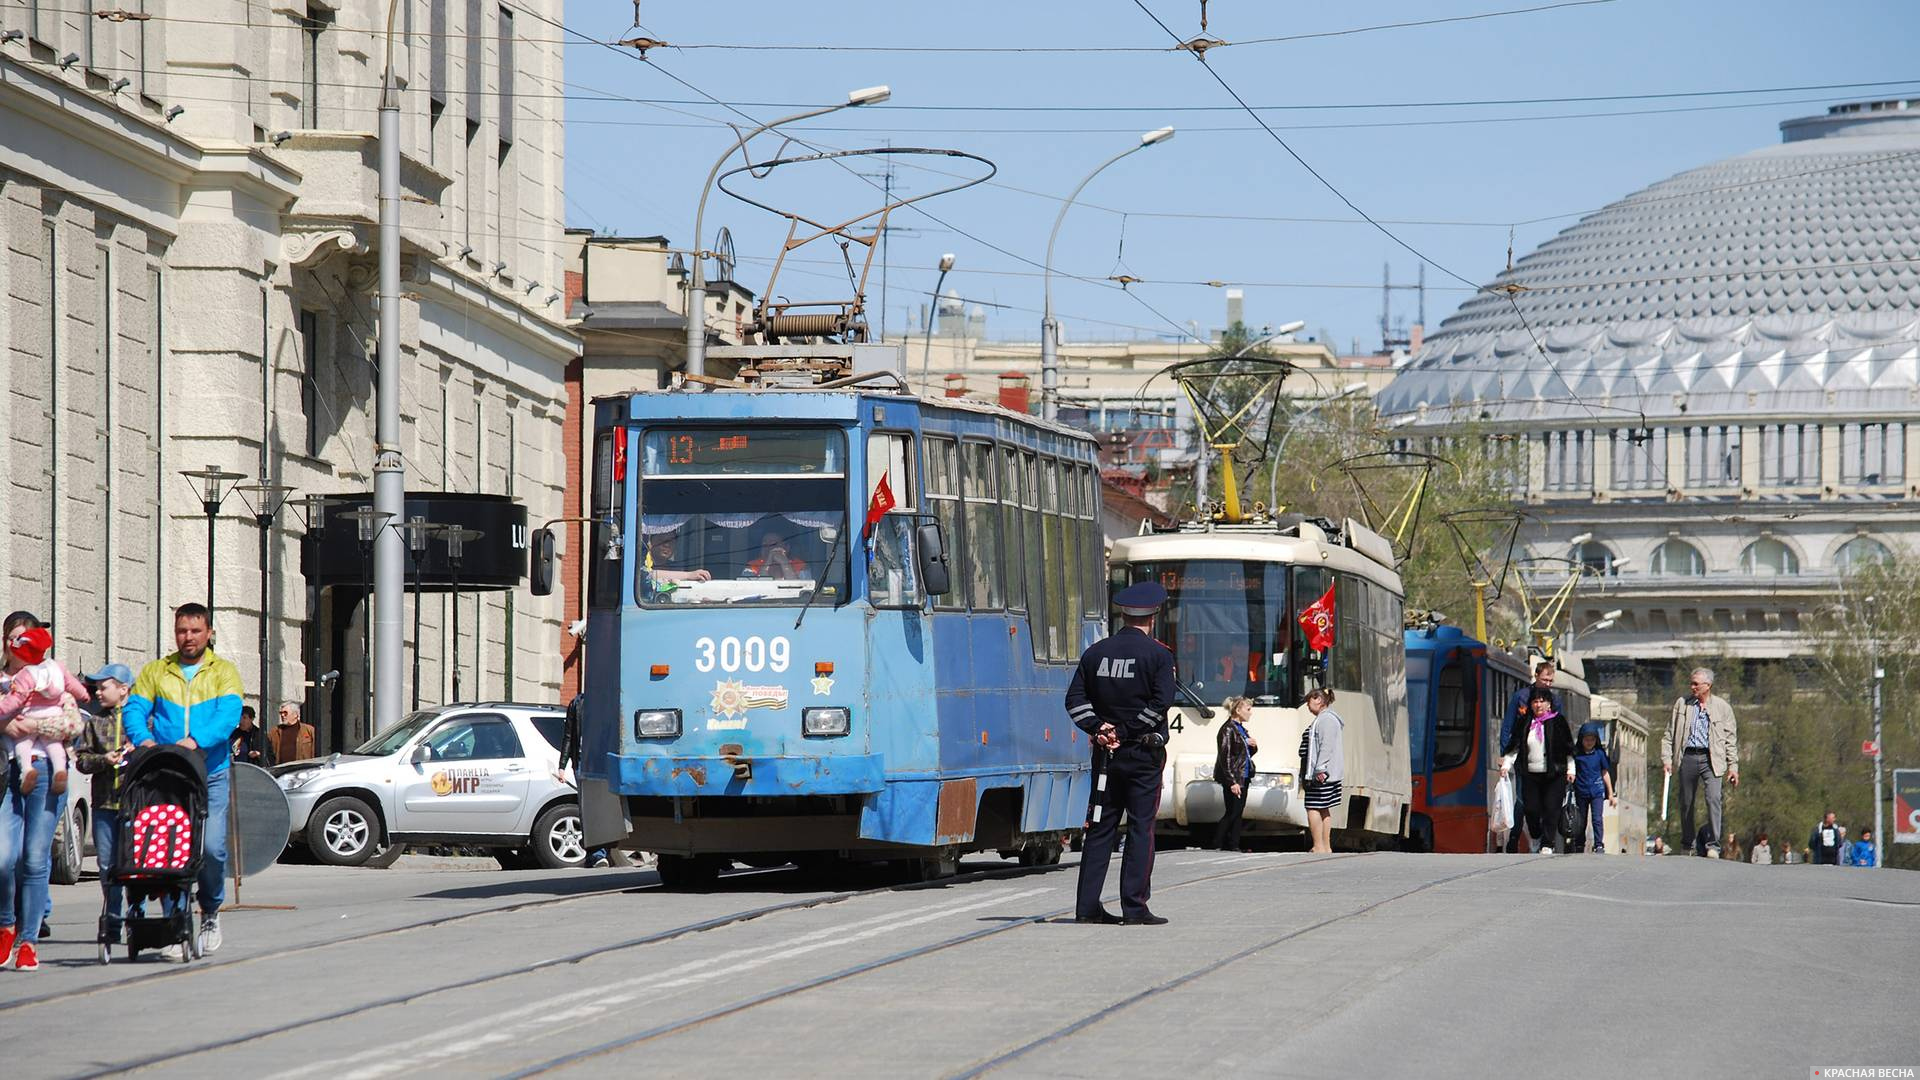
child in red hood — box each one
[0,626,91,795]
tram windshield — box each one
[1123,559,1320,707]
[636,427,849,607]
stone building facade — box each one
[0,1,577,750]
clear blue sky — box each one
[561,0,1920,354]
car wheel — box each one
[529,804,589,870]
[51,801,86,886]
[307,796,380,866]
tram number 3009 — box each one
[693,635,792,674]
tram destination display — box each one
[642,428,843,476]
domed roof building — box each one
[1378,100,1920,696]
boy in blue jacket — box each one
[1568,722,1616,854]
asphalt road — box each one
[4,850,1914,1078]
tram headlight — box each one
[633,708,682,739]
[802,707,851,737]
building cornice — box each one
[416,257,582,362]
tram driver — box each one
[747,531,812,581]
[646,530,712,584]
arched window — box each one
[1739,538,1799,576]
[1649,539,1706,576]
[1834,536,1893,572]
[1573,540,1620,575]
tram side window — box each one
[1042,458,1069,660]
[962,441,1003,610]
[1078,463,1102,617]
[1059,457,1083,637]
[1021,450,1048,658]
[1332,574,1365,692]
[926,436,965,611]
[1293,564,1333,700]
[999,445,1026,611]
[588,429,624,610]
[865,432,920,608]
[1434,661,1473,769]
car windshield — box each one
[637,427,849,607]
[353,711,440,756]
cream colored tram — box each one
[1108,517,1411,848]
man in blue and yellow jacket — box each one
[122,602,245,955]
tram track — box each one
[947,855,1546,1078]
[497,851,1368,1078]
[52,855,1079,1079]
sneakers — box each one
[590,852,611,869]
[0,925,16,962]
[11,942,38,971]
[1540,846,1554,855]
[197,914,222,956]
[158,944,184,961]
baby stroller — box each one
[99,744,209,964]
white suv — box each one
[275,703,587,870]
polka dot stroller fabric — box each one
[111,743,209,884]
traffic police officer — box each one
[1067,581,1175,925]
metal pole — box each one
[1042,129,1172,423]
[687,88,892,376]
[361,541,374,733]
[257,513,270,715]
[450,561,461,703]
[411,548,423,711]
[919,257,954,393]
[205,506,217,614]
[372,0,407,742]
[1874,663,1885,869]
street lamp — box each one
[1042,125,1174,421]
[342,507,393,734]
[233,481,297,717]
[687,84,893,376]
[372,0,412,743]
[180,465,249,615]
[920,253,958,392]
[440,527,484,703]
[395,516,445,711]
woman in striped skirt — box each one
[1298,687,1344,853]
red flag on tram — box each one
[863,471,896,540]
[1298,582,1336,653]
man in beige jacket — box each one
[1661,667,1739,856]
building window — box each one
[1739,538,1799,577]
[1834,536,1892,573]
[299,7,334,130]
[1573,540,1620,575]
[1839,422,1905,486]
[497,6,515,145]
[1683,425,1740,488]
[1609,427,1668,491]
[1541,429,1594,492]
[1758,423,1820,487]
[299,310,321,456]
[1649,538,1706,576]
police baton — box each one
[1090,740,1113,825]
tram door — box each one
[1426,651,1484,852]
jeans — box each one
[0,757,68,944]
[93,807,124,934]
[1572,790,1606,853]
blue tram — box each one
[1404,625,1591,852]
[542,377,1106,882]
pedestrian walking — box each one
[73,663,134,945]
[1300,687,1344,854]
[1808,811,1844,866]
[1067,581,1174,926]
[1567,722,1616,854]
[231,705,266,767]
[121,603,245,956]
[1500,687,1573,854]
[269,702,316,764]
[1212,696,1256,851]
[1659,667,1739,857]
[1846,828,1876,868]
[1501,661,1563,852]
[0,610,69,971]
[1750,833,1772,865]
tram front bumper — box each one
[613,753,886,797]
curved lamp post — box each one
[919,252,957,392]
[687,85,892,376]
[181,465,249,615]
[1041,126,1174,421]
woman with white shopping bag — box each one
[1490,769,1517,852]
[1499,687,1574,854]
